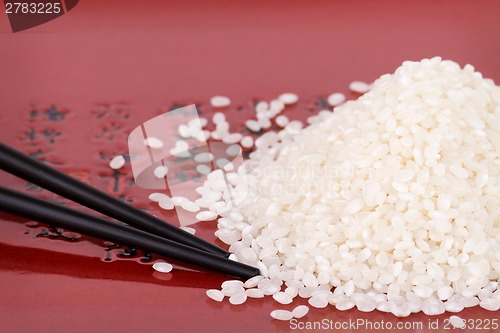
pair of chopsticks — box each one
[0,143,259,279]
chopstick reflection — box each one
[0,241,228,289]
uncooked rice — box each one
[278,93,299,105]
[327,92,346,107]
[205,57,500,317]
[114,57,500,319]
[211,96,231,108]
[152,261,173,273]
[449,315,466,328]
[109,155,126,169]
[144,137,164,149]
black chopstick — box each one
[0,143,229,258]
[0,187,260,279]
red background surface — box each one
[1,1,499,332]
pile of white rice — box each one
[207,57,500,316]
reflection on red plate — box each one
[1,1,499,332]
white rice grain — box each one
[273,292,293,305]
[153,165,169,178]
[144,137,164,149]
[194,152,214,163]
[246,288,265,298]
[246,119,261,132]
[180,200,200,213]
[196,210,218,221]
[291,305,309,319]
[152,262,173,273]
[349,80,370,93]
[240,136,254,148]
[275,115,289,127]
[308,295,328,308]
[449,315,466,329]
[180,226,196,234]
[327,92,346,107]
[148,192,169,202]
[278,93,299,105]
[229,293,247,305]
[211,96,231,108]
[270,309,294,321]
[206,289,224,302]
[158,197,174,210]
[196,164,212,175]
[109,155,126,169]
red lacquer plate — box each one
[1,1,499,332]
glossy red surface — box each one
[1,1,499,332]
